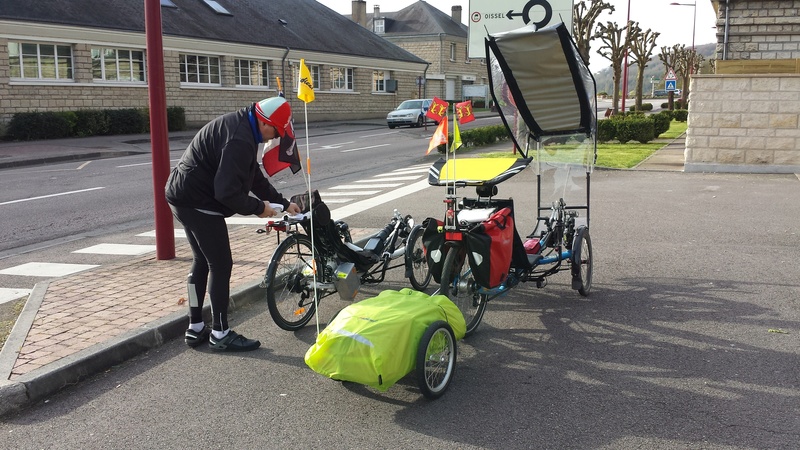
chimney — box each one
[374,5,380,18]
[352,0,367,28]
[451,5,462,24]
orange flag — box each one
[426,116,448,155]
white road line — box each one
[362,175,423,181]
[328,184,401,189]
[0,262,99,277]
[117,158,181,168]
[321,191,380,196]
[0,288,31,305]
[330,179,430,221]
[76,161,92,170]
[340,144,391,153]
[136,229,187,238]
[72,244,156,255]
[318,141,355,149]
[359,131,400,138]
[323,198,351,204]
[0,187,105,206]
[353,177,410,187]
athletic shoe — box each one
[185,326,211,348]
[208,330,261,352]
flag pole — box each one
[295,60,320,336]
[302,102,320,336]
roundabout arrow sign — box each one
[469,0,574,58]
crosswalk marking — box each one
[321,190,380,196]
[136,229,187,238]
[0,262,99,277]
[0,288,31,305]
[73,244,156,255]
[2,164,433,294]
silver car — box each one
[386,99,433,129]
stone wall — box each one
[685,74,800,173]
[715,0,800,62]
[0,39,419,131]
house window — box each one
[91,48,145,82]
[374,19,385,34]
[373,70,386,92]
[330,67,353,90]
[450,43,457,61]
[8,42,73,80]
[179,54,220,84]
[310,64,320,89]
[235,59,269,86]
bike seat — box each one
[343,242,380,263]
[428,157,531,187]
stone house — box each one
[687,0,800,173]
[348,0,488,104]
[0,0,428,133]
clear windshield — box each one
[397,100,422,110]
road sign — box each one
[665,68,677,80]
[665,80,677,91]
[468,0,575,59]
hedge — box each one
[5,107,186,141]
[438,124,510,153]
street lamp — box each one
[621,0,631,113]
[670,1,697,102]
[670,2,697,56]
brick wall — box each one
[685,74,800,173]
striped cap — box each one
[254,97,292,137]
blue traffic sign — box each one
[665,80,677,91]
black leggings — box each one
[169,205,232,332]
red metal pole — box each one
[620,0,631,113]
[145,0,175,259]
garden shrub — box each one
[167,106,187,131]
[106,108,148,135]
[615,115,654,144]
[597,118,616,143]
[74,110,110,137]
[628,103,653,112]
[650,112,671,138]
[7,111,73,140]
[673,109,689,122]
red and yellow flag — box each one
[426,116,448,155]
[455,100,475,124]
[426,97,449,123]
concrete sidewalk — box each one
[0,123,687,416]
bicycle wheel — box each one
[439,243,487,337]
[406,224,432,291]
[571,226,592,296]
[415,320,456,400]
[265,234,319,331]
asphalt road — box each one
[1,164,798,448]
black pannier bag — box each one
[463,207,527,289]
[421,217,448,283]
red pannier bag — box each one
[464,207,515,289]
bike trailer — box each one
[304,288,465,391]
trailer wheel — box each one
[415,320,456,399]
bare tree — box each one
[595,20,628,113]
[676,47,704,104]
[627,22,660,111]
[572,0,615,65]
